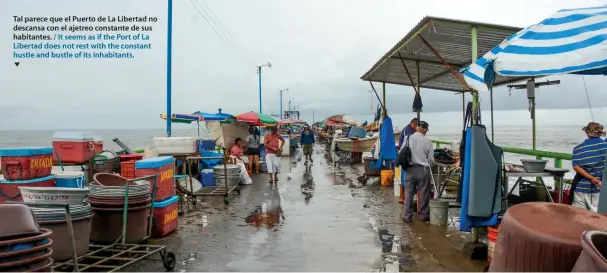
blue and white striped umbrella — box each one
[462,5,607,92]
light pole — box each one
[166,0,173,137]
[279,88,289,120]
[257,62,272,114]
[288,98,295,114]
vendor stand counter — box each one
[505,168,569,205]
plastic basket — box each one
[120,161,136,179]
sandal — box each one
[269,179,274,184]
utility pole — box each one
[256,62,272,114]
[280,88,289,120]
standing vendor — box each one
[301,125,315,164]
[398,118,419,204]
[264,127,285,183]
[571,122,605,212]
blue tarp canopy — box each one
[462,5,607,92]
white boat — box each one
[335,132,401,153]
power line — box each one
[188,0,251,67]
[198,0,255,66]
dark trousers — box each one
[402,165,431,221]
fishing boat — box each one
[334,131,400,153]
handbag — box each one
[396,135,412,170]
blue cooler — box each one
[197,139,216,151]
[54,171,85,188]
[200,169,216,187]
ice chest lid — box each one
[0,175,56,184]
[135,156,174,169]
[0,147,53,157]
[53,131,95,141]
[153,195,179,208]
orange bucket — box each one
[380,170,394,186]
[487,225,500,262]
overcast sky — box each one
[2,0,606,130]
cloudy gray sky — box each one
[2,0,606,130]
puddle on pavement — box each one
[301,164,315,204]
[244,187,285,230]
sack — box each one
[396,135,412,169]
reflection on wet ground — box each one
[131,144,485,272]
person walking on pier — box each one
[398,121,434,222]
[264,127,285,183]
[301,125,316,164]
[571,122,605,212]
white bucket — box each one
[54,171,85,188]
[394,167,402,197]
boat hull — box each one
[335,132,400,153]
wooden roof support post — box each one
[382,82,387,121]
[416,61,421,122]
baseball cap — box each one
[583,122,605,137]
[418,121,429,130]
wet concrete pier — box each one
[132,145,486,272]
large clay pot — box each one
[489,202,607,272]
[38,215,92,262]
[571,230,607,272]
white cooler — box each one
[154,137,197,155]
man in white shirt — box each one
[402,121,434,222]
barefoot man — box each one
[264,127,285,183]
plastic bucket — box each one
[487,225,499,262]
[54,171,85,188]
[380,170,394,186]
[429,199,449,226]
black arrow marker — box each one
[14,62,20,67]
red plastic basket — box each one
[120,154,144,162]
[120,161,137,179]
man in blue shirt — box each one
[398,118,418,150]
[571,122,605,212]
[300,125,316,164]
[396,118,418,204]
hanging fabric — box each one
[412,92,423,112]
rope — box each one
[581,75,594,121]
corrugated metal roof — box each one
[361,16,523,92]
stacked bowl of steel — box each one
[28,203,93,262]
[0,204,54,272]
[89,173,151,244]
[213,164,241,186]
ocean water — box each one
[0,108,595,180]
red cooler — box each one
[0,175,56,204]
[52,132,96,164]
[93,136,103,154]
[0,147,53,181]
[134,156,175,201]
[151,195,179,237]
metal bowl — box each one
[520,159,548,173]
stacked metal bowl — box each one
[0,204,54,272]
[88,173,151,244]
[29,204,94,262]
[213,164,241,186]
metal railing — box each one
[431,139,571,169]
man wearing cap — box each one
[300,125,316,164]
[402,120,434,222]
[264,127,285,183]
[397,118,419,204]
[571,122,605,212]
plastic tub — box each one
[54,171,85,188]
[0,147,53,181]
[571,230,607,272]
[520,159,548,173]
[135,156,175,201]
[429,199,449,226]
[90,204,150,244]
[19,186,88,205]
[363,156,381,176]
[38,215,92,261]
[152,196,179,237]
[0,176,56,204]
[52,132,96,164]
